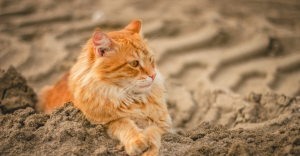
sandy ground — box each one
[1,0,300,155]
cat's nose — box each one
[149,73,157,81]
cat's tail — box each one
[36,85,54,113]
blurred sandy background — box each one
[1,0,300,130]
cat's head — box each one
[90,20,161,93]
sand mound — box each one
[1,65,300,156]
[0,66,37,115]
[0,103,121,156]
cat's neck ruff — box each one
[71,64,164,109]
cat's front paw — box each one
[141,149,159,156]
[125,130,149,156]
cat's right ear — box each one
[125,20,143,36]
[93,30,114,57]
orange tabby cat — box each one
[38,20,172,156]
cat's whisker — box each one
[117,83,135,98]
[117,86,129,97]
[125,84,136,92]
[147,33,162,47]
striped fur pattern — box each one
[40,20,172,156]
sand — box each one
[1,0,300,155]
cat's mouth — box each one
[139,83,152,88]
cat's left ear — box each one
[125,20,143,36]
[93,30,115,57]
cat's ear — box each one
[93,30,114,57]
[125,20,143,36]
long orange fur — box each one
[38,20,172,156]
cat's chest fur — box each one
[118,93,166,126]
[121,94,163,117]
[127,103,163,129]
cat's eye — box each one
[130,61,139,67]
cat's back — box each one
[37,72,74,113]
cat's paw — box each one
[140,141,159,156]
[141,149,159,156]
[125,130,149,156]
